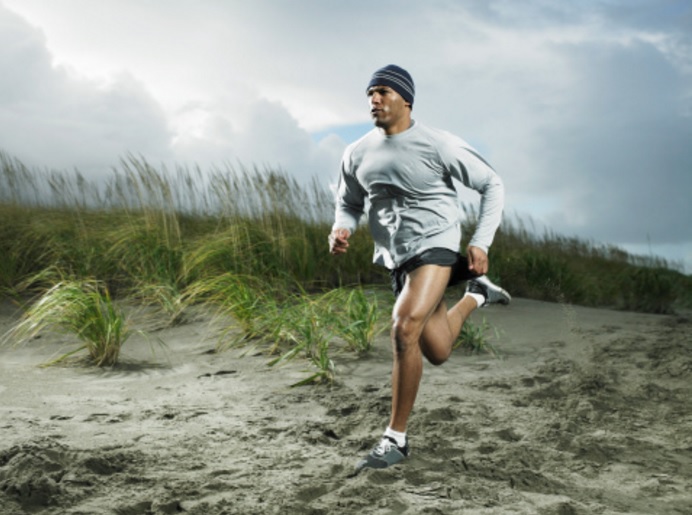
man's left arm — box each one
[444,143,505,274]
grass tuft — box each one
[3,277,133,366]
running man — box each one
[329,64,511,473]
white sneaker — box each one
[466,275,511,307]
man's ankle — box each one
[384,426,407,448]
[463,291,484,309]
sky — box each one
[1,0,691,273]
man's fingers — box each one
[329,229,351,255]
[467,246,489,275]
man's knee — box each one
[391,315,423,354]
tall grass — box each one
[1,151,690,375]
[3,276,134,366]
[320,287,385,354]
[473,211,690,313]
[186,275,384,385]
[185,272,281,347]
[269,292,336,386]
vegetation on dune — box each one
[1,151,689,381]
[3,273,137,367]
[487,215,687,314]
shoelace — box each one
[373,437,396,456]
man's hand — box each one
[329,228,351,255]
[467,245,489,275]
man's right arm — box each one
[330,154,365,255]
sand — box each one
[0,296,690,515]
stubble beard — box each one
[372,110,390,130]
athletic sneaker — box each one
[466,275,511,307]
[354,436,409,473]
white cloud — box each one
[0,1,346,182]
[0,5,173,175]
[171,97,341,183]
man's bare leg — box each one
[355,267,509,472]
[419,295,478,365]
[388,265,452,432]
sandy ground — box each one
[0,295,691,515]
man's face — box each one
[367,85,410,131]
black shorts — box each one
[389,248,478,297]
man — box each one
[329,64,511,473]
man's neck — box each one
[381,116,413,136]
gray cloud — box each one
[529,39,692,245]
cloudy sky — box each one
[2,0,691,272]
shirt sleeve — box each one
[440,138,505,253]
[332,148,366,233]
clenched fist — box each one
[329,228,351,255]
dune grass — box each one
[476,213,690,314]
[3,275,134,367]
[1,152,689,380]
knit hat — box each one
[366,64,415,106]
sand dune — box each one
[1,298,690,514]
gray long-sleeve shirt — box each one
[333,120,504,269]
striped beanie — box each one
[366,64,415,106]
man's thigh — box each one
[393,265,452,322]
